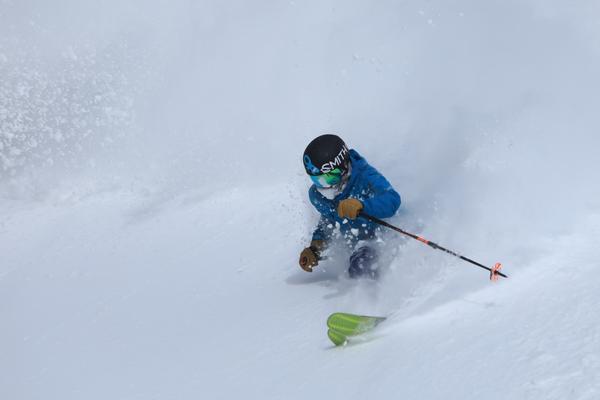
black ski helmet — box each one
[303,134,350,176]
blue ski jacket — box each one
[309,149,401,243]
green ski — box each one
[326,312,387,346]
[327,328,348,346]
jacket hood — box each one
[347,149,368,182]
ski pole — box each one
[360,213,507,281]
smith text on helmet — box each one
[320,145,349,173]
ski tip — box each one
[326,312,345,326]
[327,328,348,347]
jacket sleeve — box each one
[311,215,335,242]
[308,186,336,241]
[361,166,401,218]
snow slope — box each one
[2,1,600,399]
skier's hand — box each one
[299,240,325,272]
[337,198,363,220]
[299,247,318,271]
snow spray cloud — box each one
[0,42,142,178]
[0,0,167,196]
[1,0,600,213]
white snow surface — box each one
[2,1,600,399]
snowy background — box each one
[2,1,600,399]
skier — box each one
[299,134,401,278]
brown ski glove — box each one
[337,198,363,220]
[299,240,326,272]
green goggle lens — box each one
[310,168,344,188]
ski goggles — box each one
[310,168,344,189]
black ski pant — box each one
[348,245,378,279]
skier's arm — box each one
[308,186,336,243]
[299,188,335,272]
[361,167,401,218]
[311,215,335,242]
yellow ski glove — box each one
[337,198,363,220]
